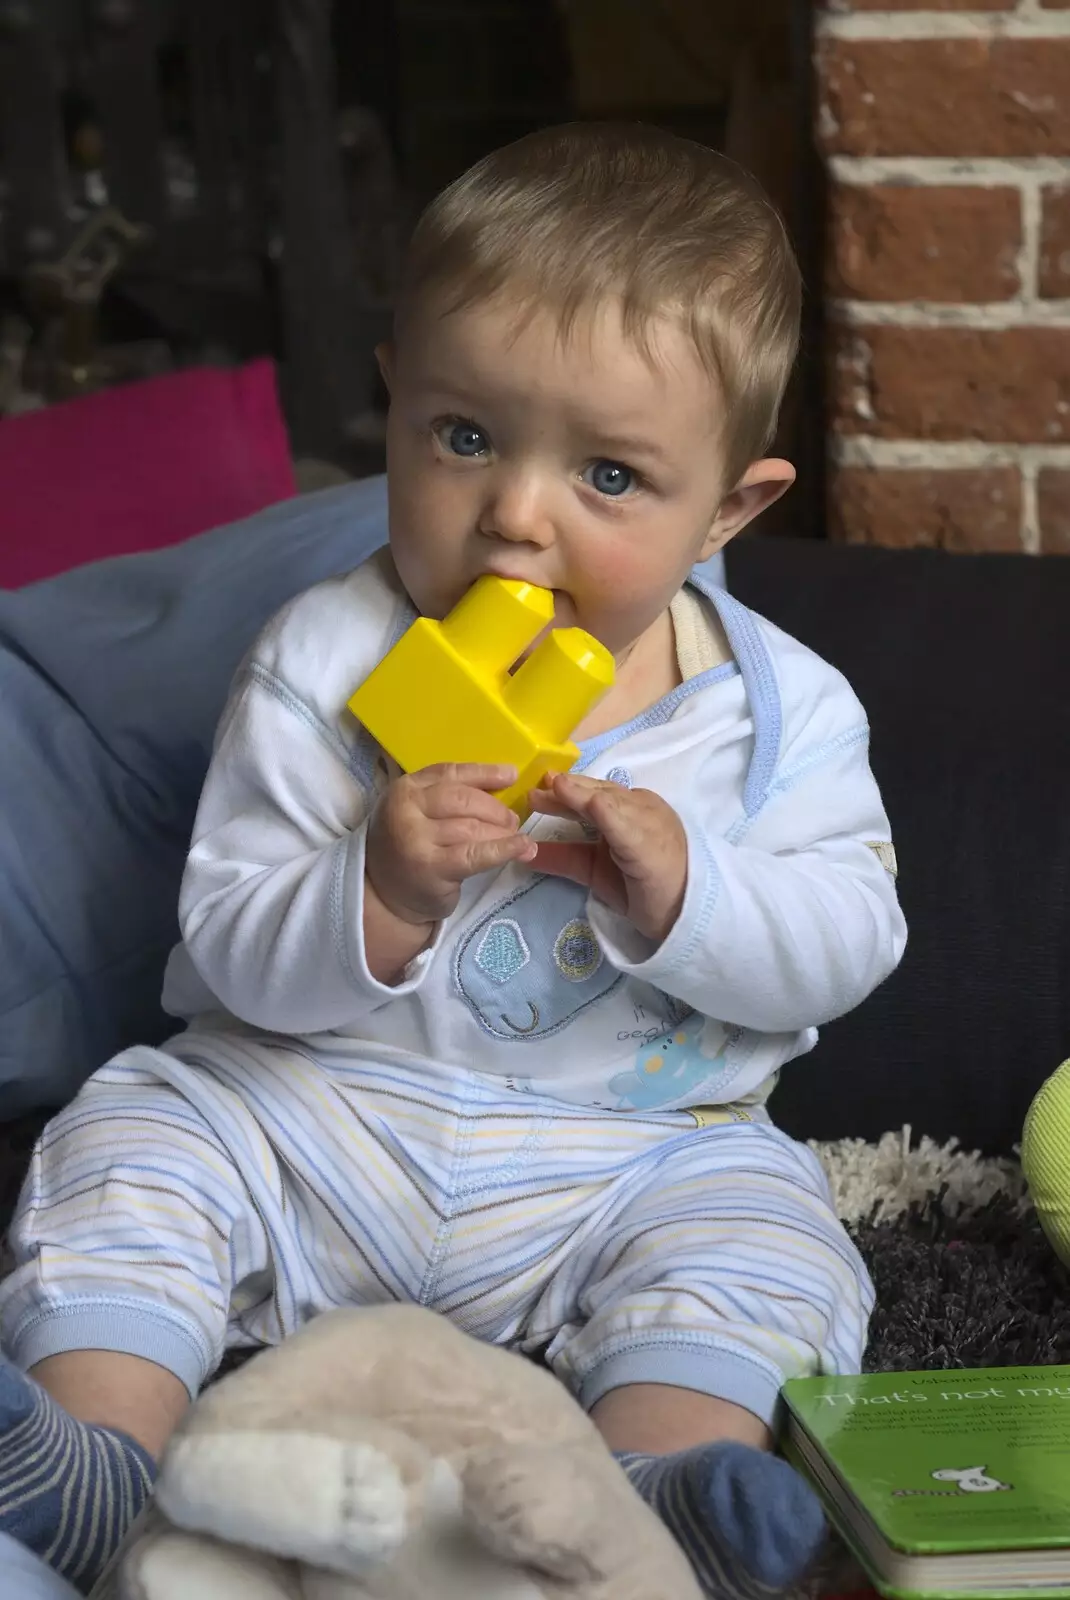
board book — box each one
[781,1365,1070,1598]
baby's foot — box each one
[0,1357,156,1593]
[619,1440,826,1597]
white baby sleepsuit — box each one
[0,550,906,1423]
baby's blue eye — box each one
[585,460,634,497]
[440,419,489,457]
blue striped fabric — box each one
[0,1361,153,1590]
[1,1034,871,1420]
[620,1440,827,1598]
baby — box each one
[0,123,906,1596]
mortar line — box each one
[831,438,1070,470]
[817,9,1070,39]
[831,299,1070,329]
[1018,182,1043,302]
[828,156,1070,188]
[1020,458,1041,554]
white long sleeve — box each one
[164,557,906,1116]
[173,555,438,1033]
[590,724,906,1035]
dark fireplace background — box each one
[0,0,821,534]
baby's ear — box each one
[375,341,395,395]
[702,458,796,557]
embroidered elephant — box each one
[455,877,622,1041]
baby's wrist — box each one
[364,860,434,928]
[362,870,436,983]
[635,889,685,947]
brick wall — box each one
[815,3,1070,553]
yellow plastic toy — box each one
[348,575,614,819]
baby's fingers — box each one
[436,814,519,847]
[413,762,518,793]
[442,832,538,881]
[423,783,519,832]
[527,784,580,822]
[543,774,636,836]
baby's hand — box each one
[367,763,537,927]
[529,774,687,945]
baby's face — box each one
[380,290,731,659]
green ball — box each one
[1022,1059,1070,1267]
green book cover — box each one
[782,1366,1070,1556]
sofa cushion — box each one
[0,1535,79,1599]
[0,478,388,1116]
[0,361,296,588]
[726,534,1070,1156]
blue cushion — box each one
[0,479,388,1117]
[0,472,725,1119]
[0,1534,81,1598]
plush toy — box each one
[114,1304,704,1600]
[1022,1058,1070,1265]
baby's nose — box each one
[481,474,555,547]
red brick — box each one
[828,184,1020,302]
[830,467,1023,551]
[818,40,1070,158]
[1040,186,1070,299]
[1039,470,1070,553]
[830,327,1070,443]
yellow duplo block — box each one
[348,575,615,819]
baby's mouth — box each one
[473,571,571,618]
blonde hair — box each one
[398,122,801,489]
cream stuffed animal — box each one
[115,1305,704,1600]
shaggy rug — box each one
[818,1127,1070,1371]
[802,1129,1070,1597]
[2,1118,1067,1597]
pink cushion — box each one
[0,360,296,587]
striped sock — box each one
[0,1357,156,1594]
[618,1441,826,1598]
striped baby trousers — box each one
[0,1033,872,1425]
